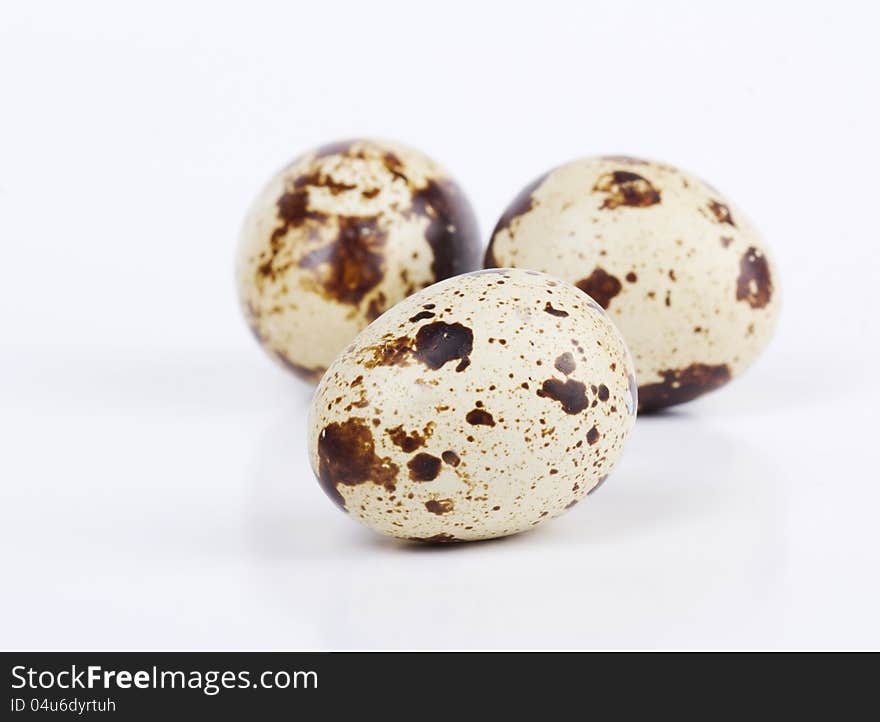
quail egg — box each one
[307,268,637,543]
[237,139,481,381]
[485,156,780,411]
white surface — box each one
[1,0,878,650]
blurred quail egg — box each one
[237,139,481,381]
[485,156,780,411]
[307,268,637,543]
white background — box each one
[2,0,878,650]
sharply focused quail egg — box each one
[237,139,481,381]
[307,269,637,543]
[485,156,781,412]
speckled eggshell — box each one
[237,139,481,382]
[485,156,781,412]
[307,269,637,543]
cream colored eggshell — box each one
[237,139,480,382]
[307,269,637,543]
[485,156,781,411]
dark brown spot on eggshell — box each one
[413,321,474,372]
[587,426,600,445]
[425,498,454,515]
[736,246,773,309]
[544,302,568,317]
[536,378,589,414]
[365,292,387,321]
[408,453,442,482]
[360,321,473,373]
[408,178,481,280]
[576,268,622,309]
[257,176,328,283]
[554,352,576,375]
[441,450,460,467]
[638,363,732,412]
[297,215,387,307]
[272,174,329,234]
[381,151,408,182]
[386,425,426,452]
[316,418,400,510]
[408,310,435,323]
[408,533,458,543]
[321,178,357,194]
[593,170,661,209]
[466,409,496,426]
[362,334,413,368]
[708,199,736,226]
